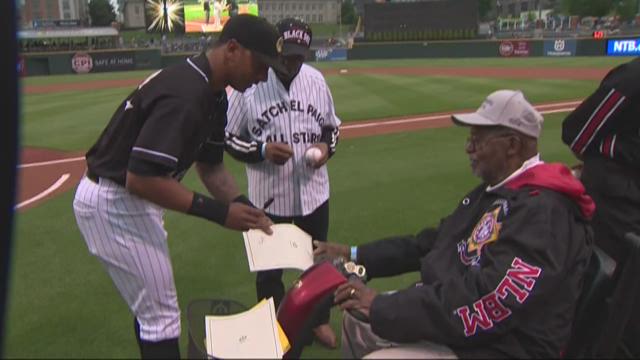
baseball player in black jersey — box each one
[72,15,284,359]
[225,18,341,351]
[316,90,594,358]
[562,57,640,357]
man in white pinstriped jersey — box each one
[225,17,341,355]
[72,15,282,359]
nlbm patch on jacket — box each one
[457,206,503,266]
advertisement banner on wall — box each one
[499,41,530,57]
[72,51,136,73]
[544,39,576,56]
[607,38,640,56]
[315,48,348,62]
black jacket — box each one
[562,57,640,168]
[562,56,640,263]
[358,163,594,358]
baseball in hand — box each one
[304,147,323,166]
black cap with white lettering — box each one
[219,14,286,73]
[276,17,312,57]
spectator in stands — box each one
[161,34,167,53]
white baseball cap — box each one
[452,90,544,138]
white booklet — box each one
[243,223,314,272]
[205,297,289,359]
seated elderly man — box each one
[315,90,595,359]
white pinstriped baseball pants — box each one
[73,176,181,342]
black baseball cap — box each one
[219,14,286,73]
[276,17,312,57]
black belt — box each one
[86,169,99,183]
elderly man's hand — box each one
[313,240,350,260]
[334,278,377,318]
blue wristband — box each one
[261,143,267,159]
[350,246,358,262]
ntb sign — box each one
[607,39,640,56]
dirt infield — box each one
[22,66,609,95]
[17,149,85,211]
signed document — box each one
[205,297,289,359]
[243,224,313,272]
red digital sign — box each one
[593,31,605,39]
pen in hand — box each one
[261,198,275,234]
[263,198,274,210]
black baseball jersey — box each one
[562,57,640,167]
[86,52,228,186]
[357,163,594,358]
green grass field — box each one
[6,57,623,358]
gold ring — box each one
[349,288,356,297]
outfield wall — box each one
[19,38,614,76]
[348,39,607,59]
[22,49,161,76]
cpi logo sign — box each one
[72,52,93,74]
[499,41,514,56]
[499,41,530,57]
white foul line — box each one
[535,100,582,109]
[540,108,579,115]
[19,156,85,169]
[16,173,71,209]
[342,105,579,130]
